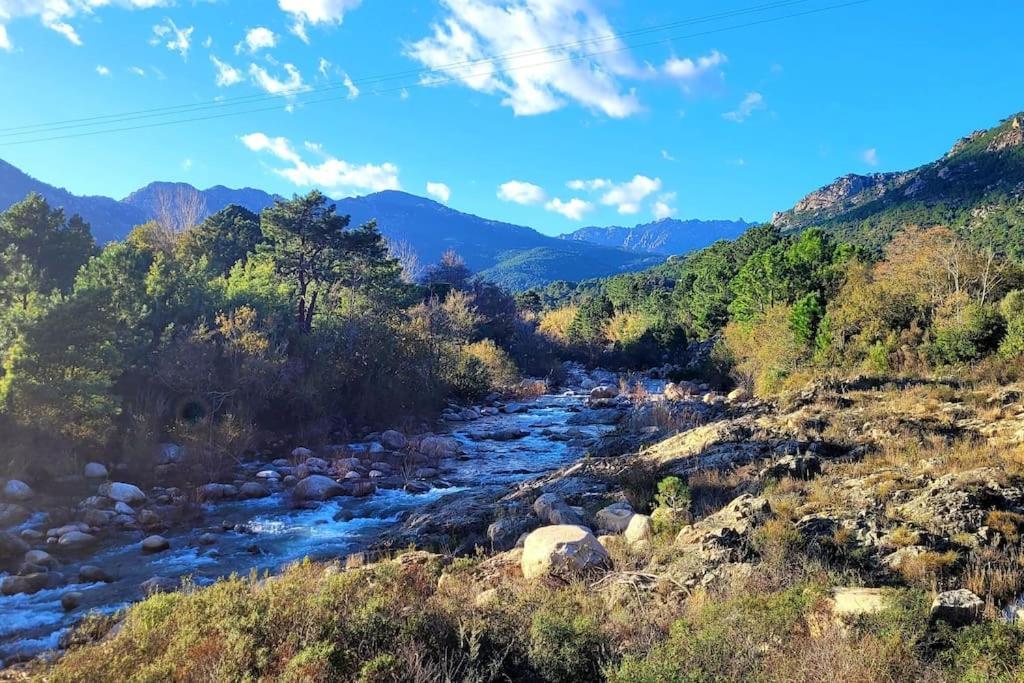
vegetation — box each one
[0,192,560,477]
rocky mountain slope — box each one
[772,112,1024,251]
[560,217,753,255]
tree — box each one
[152,185,208,251]
[259,191,355,333]
[179,205,263,275]
[423,249,472,292]
[568,293,613,353]
[0,193,94,298]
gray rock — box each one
[84,462,109,479]
[114,502,135,515]
[533,493,586,527]
[61,591,83,611]
[595,502,635,533]
[624,514,653,544]
[140,576,178,595]
[2,572,62,596]
[566,408,621,426]
[3,479,33,502]
[380,430,408,450]
[141,535,170,553]
[79,565,114,583]
[931,589,984,626]
[99,482,146,505]
[418,436,460,459]
[521,525,610,579]
[292,475,343,501]
[57,531,97,549]
[239,482,270,499]
[0,503,30,527]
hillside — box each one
[772,113,1024,253]
[561,217,753,255]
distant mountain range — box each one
[560,218,753,255]
[772,112,1024,252]
[0,158,749,289]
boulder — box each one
[727,387,752,403]
[1,572,62,596]
[114,502,135,516]
[292,475,343,501]
[3,479,33,502]
[829,587,888,620]
[594,502,635,533]
[197,483,235,502]
[471,429,528,442]
[404,481,431,494]
[24,549,57,569]
[931,589,984,626]
[256,469,282,480]
[61,591,84,611]
[566,408,621,426]
[141,535,170,553]
[0,503,31,527]
[291,447,313,459]
[198,532,218,546]
[488,513,537,551]
[624,514,653,545]
[761,455,822,481]
[664,381,700,401]
[590,385,619,401]
[676,494,770,548]
[137,509,163,529]
[533,493,586,527]
[521,525,610,579]
[240,482,270,499]
[99,482,146,505]
[140,576,178,595]
[81,508,114,527]
[57,531,96,549]
[380,430,408,450]
[84,462,109,479]
[79,565,114,583]
[419,436,460,460]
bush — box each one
[464,339,520,389]
[528,605,609,682]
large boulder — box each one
[419,436,460,460]
[931,589,984,626]
[380,430,408,450]
[829,587,888,621]
[99,482,146,505]
[79,565,114,583]
[590,385,619,401]
[1,572,62,596]
[533,493,586,527]
[83,462,109,479]
[141,535,170,553]
[566,408,622,426]
[197,483,235,502]
[0,503,30,527]
[240,482,270,499]
[3,479,34,502]
[57,531,97,549]
[0,531,30,560]
[594,502,635,533]
[676,494,771,549]
[521,525,610,579]
[292,475,343,501]
[624,514,653,545]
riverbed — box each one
[0,388,616,666]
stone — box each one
[347,481,377,498]
[419,436,461,460]
[761,455,822,481]
[0,503,30,527]
[197,483,235,502]
[533,493,586,527]
[140,576,178,595]
[931,589,984,626]
[566,408,622,426]
[84,462,109,479]
[829,587,888,619]
[61,591,83,611]
[137,509,162,528]
[198,533,218,546]
[24,550,57,569]
[256,469,281,480]
[590,385,619,401]
[141,535,170,553]
[99,482,146,505]
[521,525,610,579]
[343,471,361,480]
[3,479,33,502]
[291,447,314,459]
[727,387,752,403]
[380,430,408,450]
[79,565,114,583]
[594,502,635,533]
[404,481,431,494]
[239,482,270,499]
[676,494,770,548]
[292,475,344,501]
[2,572,62,596]
[114,502,135,515]
[624,514,653,545]
[57,531,96,549]
[471,429,529,442]
[488,514,536,551]
[664,381,700,401]
[81,509,114,527]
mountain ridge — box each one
[560,217,754,255]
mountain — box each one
[0,160,278,244]
[560,217,753,255]
[0,162,663,290]
[772,112,1024,252]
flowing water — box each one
[0,389,614,666]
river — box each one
[0,387,617,666]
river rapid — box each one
[0,386,619,666]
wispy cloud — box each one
[426,181,451,203]
[279,0,363,43]
[211,56,243,87]
[545,197,593,221]
[236,27,276,54]
[95,65,111,77]
[249,63,307,96]
[723,92,765,123]
[497,180,546,205]
[663,49,727,94]
[862,147,879,166]
[151,18,194,60]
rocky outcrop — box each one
[521,525,610,579]
[533,493,585,527]
[931,589,984,626]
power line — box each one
[0,0,815,137]
[0,0,871,147]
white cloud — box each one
[95,64,110,76]
[722,91,765,123]
[545,197,593,221]
[598,175,662,213]
[426,181,451,203]
[567,178,610,191]
[406,0,641,118]
[181,158,193,171]
[497,180,546,205]
[151,18,193,60]
[237,26,276,54]
[210,55,243,87]
[129,65,146,76]
[862,147,879,166]
[663,49,727,94]
[241,132,400,195]
[0,0,169,49]
[249,62,307,96]
[318,57,331,77]
[202,35,212,48]
[652,193,677,220]
[661,149,676,162]
[342,72,359,99]
[279,0,363,42]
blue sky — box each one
[0,0,1022,236]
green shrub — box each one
[528,606,609,682]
